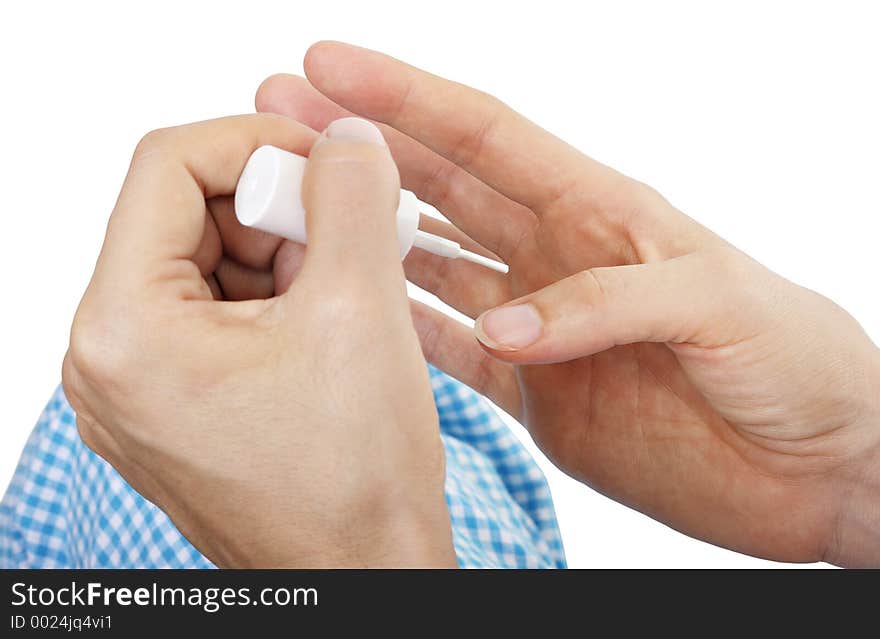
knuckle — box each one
[701,245,775,312]
[695,245,788,331]
[67,309,136,392]
[308,143,400,194]
[418,161,457,212]
[252,111,289,127]
[626,178,668,207]
[132,127,176,162]
[705,245,752,287]
[574,267,611,303]
[450,96,505,169]
[312,137,387,162]
[470,353,498,399]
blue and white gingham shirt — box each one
[0,366,565,568]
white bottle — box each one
[234,145,508,273]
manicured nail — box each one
[475,304,543,351]
[314,116,387,149]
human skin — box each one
[62,115,457,568]
[254,41,880,566]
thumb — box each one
[474,250,765,365]
[297,117,403,284]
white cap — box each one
[235,145,420,258]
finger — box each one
[256,73,535,258]
[108,114,316,280]
[214,257,275,301]
[297,117,403,288]
[411,301,521,417]
[205,273,223,300]
[191,209,222,276]
[273,240,307,295]
[405,214,510,318]
[474,249,768,365]
[270,216,509,320]
[303,41,624,214]
[208,196,283,271]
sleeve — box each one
[0,386,215,569]
[0,385,76,568]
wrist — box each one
[231,481,457,568]
[826,357,880,567]
[826,448,880,567]
[216,505,457,568]
[298,497,457,568]
[360,501,458,568]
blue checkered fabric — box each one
[0,366,565,568]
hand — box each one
[62,114,456,567]
[255,42,880,566]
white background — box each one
[1,1,877,567]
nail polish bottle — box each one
[235,145,508,273]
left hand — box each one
[254,42,880,565]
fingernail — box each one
[475,304,543,351]
[313,117,386,150]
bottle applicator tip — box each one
[458,248,510,273]
[411,230,509,274]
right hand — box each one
[256,42,880,566]
[62,114,456,567]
